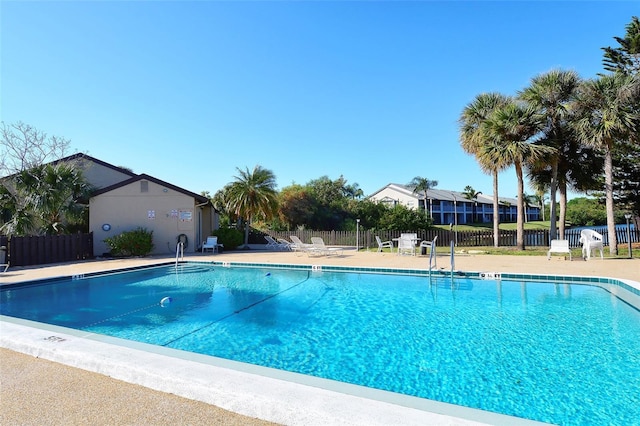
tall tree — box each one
[519,69,581,240]
[602,16,640,75]
[1,121,71,176]
[459,92,510,247]
[225,165,278,248]
[573,73,640,255]
[602,15,640,229]
[407,176,438,219]
[462,185,482,223]
[482,99,554,250]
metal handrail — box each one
[175,242,184,267]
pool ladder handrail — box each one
[450,240,455,273]
[175,242,184,267]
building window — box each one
[141,181,148,193]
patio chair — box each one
[375,236,393,253]
[419,236,438,266]
[0,246,7,272]
[311,237,343,256]
[397,236,416,256]
[202,236,219,254]
[290,235,316,254]
[276,238,294,251]
[580,229,604,260]
[264,235,284,250]
[547,239,572,260]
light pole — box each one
[451,192,458,246]
[625,214,632,258]
[356,218,360,252]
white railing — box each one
[450,240,455,277]
[175,242,184,267]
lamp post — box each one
[356,219,360,252]
[625,214,632,258]
[451,192,458,246]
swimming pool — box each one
[1,262,639,425]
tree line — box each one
[458,16,639,254]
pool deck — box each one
[1,249,638,426]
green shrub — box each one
[212,228,243,250]
[104,227,154,257]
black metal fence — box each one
[1,233,93,267]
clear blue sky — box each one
[1,1,636,200]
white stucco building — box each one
[368,183,540,225]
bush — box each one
[212,228,243,250]
[104,227,154,257]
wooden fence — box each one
[268,227,639,250]
[0,226,636,268]
[1,233,93,267]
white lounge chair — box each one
[580,229,604,260]
[419,236,438,266]
[0,246,7,273]
[311,237,343,256]
[264,235,288,250]
[202,236,219,253]
[547,239,572,260]
[375,236,393,252]
[276,238,294,251]
[289,235,316,254]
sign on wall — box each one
[179,210,192,222]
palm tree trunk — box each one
[515,162,525,250]
[243,218,251,249]
[558,181,568,240]
[549,159,559,241]
[604,147,617,255]
[492,170,499,247]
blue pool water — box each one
[1,263,639,425]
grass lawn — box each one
[433,221,552,231]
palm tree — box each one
[459,92,510,246]
[462,185,482,223]
[407,176,438,219]
[0,163,91,235]
[482,99,555,250]
[531,185,548,222]
[225,165,279,248]
[573,73,640,255]
[519,69,581,240]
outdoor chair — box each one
[580,229,604,260]
[264,235,287,250]
[276,238,294,251]
[289,235,316,254]
[419,236,438,266]
[375,236,393,252]
[202,236,219,254]
[397,236,416,256]
[311,237,343,256]
[547,239,572,260]
[0,246,7,272]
